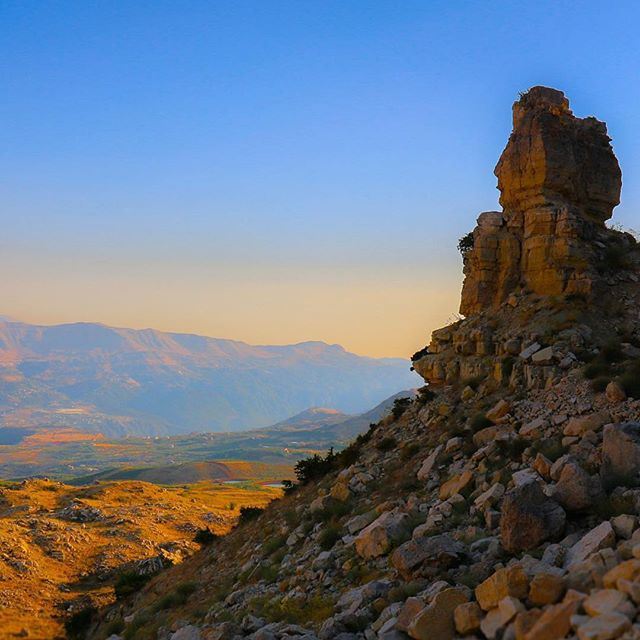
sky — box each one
[2,1,640,358]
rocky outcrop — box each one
[461,86,621,316]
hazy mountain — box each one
[0,318,418,436]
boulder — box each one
[475,565,529,611]
[563,411,610,437]
[416,445,443,481]
[582,589,634,617]
[564,521,616,570]
[454,601,482,635]
[500,481,566,552]
[605,381,626,403]
[601,423,640,489]
[439,470,474,500]
[523,591,584,640]
[406,587,468,640]
[391,534,466,579]
[486,399,511,422]
[552,462,603,511]
[528,572,566,606]
[354,510,410,559]
[576,612,631,640]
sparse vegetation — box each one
[391,396,412,419]
[114,571,154,600]
[457,231,474,255]
[237,506,265,525]
[318,523,341,550]
[376,436,397,452]
[194,527,218,545]
[469,412,493,432]
[65,606,97,639]
[152,582,197,611]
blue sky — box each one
[2,1,640,356]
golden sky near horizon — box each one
[2,256,462,358]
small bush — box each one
[114,571,152,600]
[469,413,493,432]
[318,523,341,550]
[281,479,297,495]
[411,346,430,362]
[105,619,125,636]
[315,500,352,523]
[496,437,528,461]
[238,506,264,525]
[401,442,420,461]
[591,376,610,393]
[583,360,612,380]
[593,493,638,519]
[602,339,624,363]
[294,449,336,485]
[457,231,474,255]
[417,386,435,404]
[153,582,197,611]
[194,527,218,545]
[618,371,640,399]
[65,606,97,639]
[530,436,566,463]
[462,376,483,391]
[391,397,412,419]
[601,243,630,271]
[376,436,397,452]
[501,356,515,380]
[263,535,286,556]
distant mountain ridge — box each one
[0,318,418,436]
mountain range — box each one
[0,318,417,436]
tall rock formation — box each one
[414,87,637,389]
[460,86,622,316]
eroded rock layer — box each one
[460,86,622,316]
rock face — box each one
[460,86,621,315]
[601,423,640,489]
[500,481,566,552]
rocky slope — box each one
[88,87,640,640]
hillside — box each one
[0,319,417,436]
[87,88,640,640]
[0,478,281,639]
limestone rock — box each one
[406,587,468,640]
[454,601,482,635]
[565,521,616,569]
[391,534,466,579]
[439,470,474,500]
[416,445,443,481]
[576,612,631,640]
[528,572,566,606]
[564,412,610,437]
[605,381,626,403]
[354,510,410,559]
[496,87,620,223]
[460,86,621,316]
[475,565,529,611]
[500,481,566,552]
[601,423,640,489]
[552,462,603,511]
[523,591,585,640]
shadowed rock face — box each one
[460,86,622,316]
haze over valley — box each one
[0,317,417,439]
